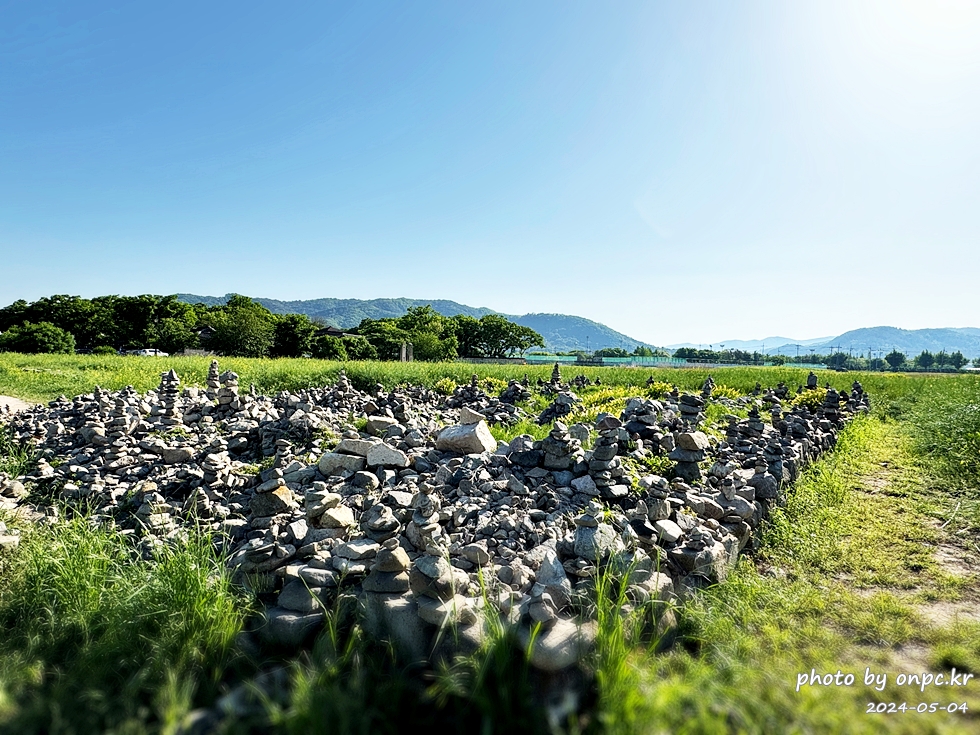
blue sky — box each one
[2,1,979,345]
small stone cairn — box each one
[539,421,582,471]
[157,369,182,426]
[677,393,705,426]
[536,390,580,425]
[669,430,710,482]
[499,379,531,404]
[700,375,715,399]
[588,416,630,499]
[218,371,241,411]
[206,360,221,400]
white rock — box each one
[435,421,497,454]
[459,407,486,425]
[366,443,409,468]
[519,618,597,672]
[653,519,684,544]
[335,438,378,457]
[318,452,366,476]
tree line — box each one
[0,295,544,361]
[782,350,971,371]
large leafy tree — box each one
[341,335,377,360]
[2,295,99,348]
[914,350,935,369]
[310,335,348,360]
[270,314,317,358]
[146,318,198,354]
[450,315,483,357]
[474,314,544,358]
[203,296,275,357]
[884,350,906,370]
[398,305,458,361]
[0,322,76,354]
[354,319,411,361]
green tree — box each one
[147,318,198,354]
[341,335,377,360]
[770,355,786,366]
[0,300,29,333]
[204,296,275,357]
[474,315,544,358]
[310,335,348,360]
[0,322,76,354]
[450,315,483,357]
[270,314,317,358]
[632,346,654,357]
[109,295,160,350]
[353,319,411,361]
[885,350,906,370]
[594,347,630,358]
[949,351,968,369]
[22,295,100,347]
[410,330,457,361]
[914,350,935,369]
[398,305,445,335]
[397,305,458,361]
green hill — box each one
[175,294,655,353]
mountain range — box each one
[175,294,656,353]
[767,327,980,359]
[177,295,980,359]
[667,336,832,353]
[673,328,980,359]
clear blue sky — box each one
[2,1,978,345]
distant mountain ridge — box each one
[673,327,980,359]
[667,336,831,352]
[782,327,980,359]
[175,294,656,353]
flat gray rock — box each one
[436,421,497,455]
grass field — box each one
[1,354,978,733]
[0,351,960,407]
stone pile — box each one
[587,417,630,499]
[701,375,715,399]
[621,397,676,453]
[669,431,710,482]
[445,375,525,425]
[206,360,221,400]
[539,362,569,396]
[499,379,531,404]
[536,391,580,425]
[155,369,183,427]
[0,367,869,676]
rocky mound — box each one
[0,365,870,673]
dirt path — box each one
[0,395,30,414]
[851,451,980,675]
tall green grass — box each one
[3,352,972,407]
[0,519,250,734]
[598,416,980,734]
[0,424,35,478]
